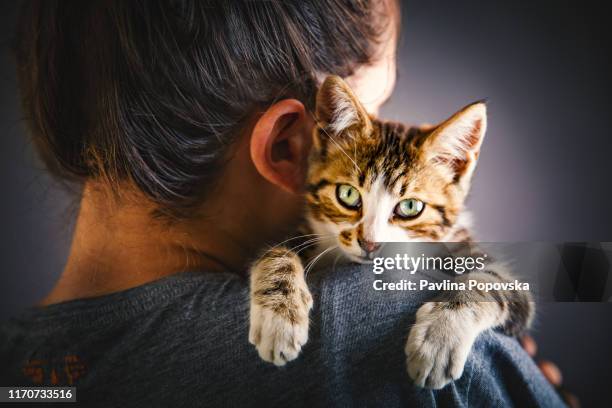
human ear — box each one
[250,99,311,194]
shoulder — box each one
[314,264,564,407]
[463,330,565,407]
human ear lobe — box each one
[250,99,311,194]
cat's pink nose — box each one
[358,238,381,254]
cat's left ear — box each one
[423,101,487,190]
[314,75,373,150]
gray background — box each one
[1,0,610,406]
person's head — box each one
[14,0,400,262]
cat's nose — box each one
[358,238,381,255]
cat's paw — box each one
[249,288,313,366]
[405,302,481,389]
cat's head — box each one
[306,76,487,262]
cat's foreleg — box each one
[405,262,534,389]
[249,247,313,366]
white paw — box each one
[249,299,311,366]
[405,303,481,389]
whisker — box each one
[295,240,324,257]
[304,245,337,278]
[294,236,335,257]
[285,234,335,258]
[331,252,344,272]
[266,233,324,251]
[354,137,357,170]
[261,233,332,258]
[315,120,362,174]
[285,237,327,255]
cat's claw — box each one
[249,295,312,366]
[405,302,480,389]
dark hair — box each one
[14,0,390,217]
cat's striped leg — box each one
[249,247,313,366]
[405,261,534,389]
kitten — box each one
[248,76,533,389]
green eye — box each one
[336,184,361,209]
[394,198,425,219]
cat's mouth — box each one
[339,241,385,264]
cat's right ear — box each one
[314,75,373,150]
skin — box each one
[37,2,575,403]
[43,2,399,305]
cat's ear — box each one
[423,101,487,190]
[314,75,372,149]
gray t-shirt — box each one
[0,265,564,407]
